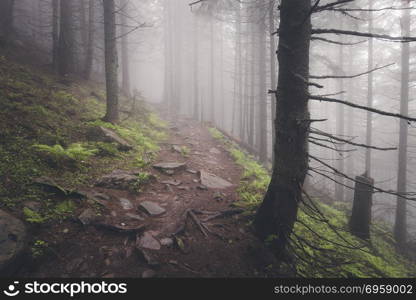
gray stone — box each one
[78,208,98,226]
[89,126,132,151]
[161,179,182,186]
[209,147,221,154]
[171,145,182,153]
[139,201,166,216]
[119,198,134,210]
[0,210,27,274]
[137,232,161,250]
[125,213,144,221]
[199,171,233,189]
[95,170,141,190]
[160,238,174,247]
[142,269,156,278]
[153,162,186,174]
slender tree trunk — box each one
[258,17,268,163]
[52,0,60,72]
[394,0,411,247]
[254,0,311,258]
[193,13,199,121]
[83,0,95,80]
[248,20,255,147]
[335,18,345,202]
[120,0,131,97]
[232,4,242,136]
[365,3,374,175]
[210,17,215,125]
[269,2,277,164]
[103,0,119,124]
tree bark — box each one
[254,0,311,258]
[120,0,131,97]
[103,0,119,124]
[269,2,277,165]
[365,2,374,175]
[52,0,60,72]
[258,16,268,163]
[83,0,95,80]
[394,0,411,247]
[192,13,199,121]
[58,0,75,76]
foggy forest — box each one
[1,0,416,285]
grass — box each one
[208,127,415,278]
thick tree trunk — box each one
[103,0,119,124]
[58,0,75,76]
[394,0,410,246]
[83,0,95,80]
[254,0,311,258]
[0,0,15,47]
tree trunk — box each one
[83,0,95,80]
[254,0,311,258]
[0,0,15,47]
[58,0,75,76]
[394,0,411,246]
[103,0,119,124]
[210,17,215,124]
[349,175,374,240]
[258,16,268,163]
[120,0,131,97]
[192,13,199,121]
[365,3,373,175]
[52,0,60,72]
[269,3,277,165]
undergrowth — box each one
[208,127,415,278]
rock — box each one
[95,222,146,233]
[153,162,186,174]
[160,238,174,247]
[88,126,132,151]
[137,232,161,250]
[197,185,208,191]
[92,192,110,201]
[125,213,144,221]
[186,169,198,174]
[139,201,166,216]
[199,171,233,189]
[95,170,141,190]
[78,208,99,226]
[171,145,182,153]
[119,198,134,210]
[0,210,27,274]
[161,179,182,186]
[142,269,156,278]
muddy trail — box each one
[18,116,279,278]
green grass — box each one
[208,127,415,278]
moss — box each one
[208,127,415,278]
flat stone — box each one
[125,213,144,221]
[0,210,27,274]
[119,198,134,210]
[89,126,133,151]
[153,162,186,174]
[199,171,233,189]
[161,179,182,186]
[139,201,166,216]
[160,238,174,247]
[33,176,84,198]
[137,232,161,250]
[95,170,141,190]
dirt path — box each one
[20,116,279,278]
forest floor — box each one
[17,114,280,278]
